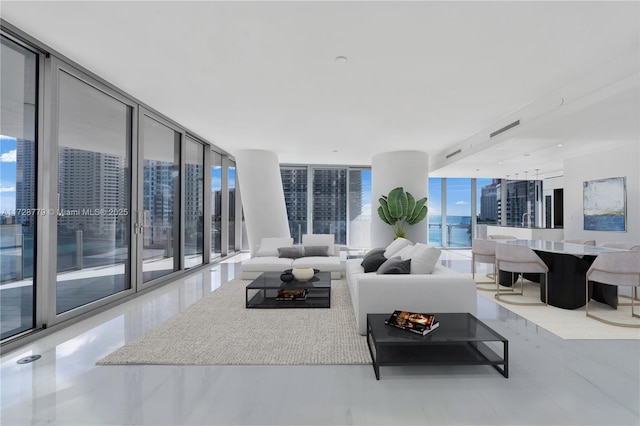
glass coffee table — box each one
[366,312,508,380]
[246,271,331,308]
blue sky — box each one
[0,135,17,211]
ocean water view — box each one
[428,215,473,247]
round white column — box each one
[371,151,430,247]
[235,150,290,256]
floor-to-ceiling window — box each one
[141,114,180,283]
[444,178,472,247]
[477,178,500,226]
[56,70,132,314]
[184,137,204,269]
[210,151,222,259]
[0,35,38,339]
[281,167,308,244]
[427,178,443,246]
[348,168,371,248]
[312,168,347,245]
[228,160,236,253]
[280,166,370,247]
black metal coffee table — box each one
[246,271,331,308]
[366,313,508,380]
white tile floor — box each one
[1,251,639,425]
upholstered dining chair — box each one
[562,238,596,246]
[495,242,548,306]
[599,242,640,251]
[597,242,640,306]
[487,234,517,241]
[585,250,640,328]
[471,238,498,289]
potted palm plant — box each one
[378,187,428,239]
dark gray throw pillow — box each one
[304,245,329,257]
[377,257,411,275]
[361,251,388,273]
[278,246,304,259]
[361,248,385,261]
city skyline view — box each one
[0,135,18,212]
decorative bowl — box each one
[292,267,315,282]
[280,271,294,282]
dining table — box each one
[496,239,626,309]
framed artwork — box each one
[583,177,626,231]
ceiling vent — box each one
[490,120,520,138]
[446,148,462,159]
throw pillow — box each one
[360,248,385,263]
[256,237,293,257]
[361,251,388,273]
[410,243,441,274]
[395,244,415,260]
[377,257,411,275]
[278,246,304,259]
[384,237,412,258]
[302,234,335,255]
[304,245,329,257]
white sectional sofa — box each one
[240,234,342,280]
[345,239,477,335]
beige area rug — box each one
[474,274,640,340]
[97,279,372,365]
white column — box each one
[371,151,429,247]
[235,150,290,256]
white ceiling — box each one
[2,1,639,179]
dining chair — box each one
[471,238,499,289]
[599,242,640,251]
[495,242,548,306]
[562,238,595,246]
[585,251,640,328]
[487,234,517,241]
[598,242,640,306]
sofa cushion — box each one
[302,234,337,256]
[241,256,293,272]
[292,256,341,272]
[377,257,411,275]
[409,243,441,274]
[384,237,412,258]
[361,251,388,273]
[278,246,304,259]
[256,237,293,257]
[304,245,329,257]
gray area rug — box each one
[97,279,372,365]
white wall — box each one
[371,151,429,247]
[235,150,290,255]
[563,142,639,244]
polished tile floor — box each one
[1,251,639,425]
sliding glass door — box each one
[140,113,180,283]
[210,151,222,259]
[184,137,204,269]
[0,36,38,338]
[55,70,132,314]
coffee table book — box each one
[276,289,308,301]
[385,310,439,335]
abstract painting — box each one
[583,177,626,231]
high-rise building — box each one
[479,179,500,223]
[57,147,126,236]
[15,138,36,227]
[280,168,307,242]
[280,168,363,245]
